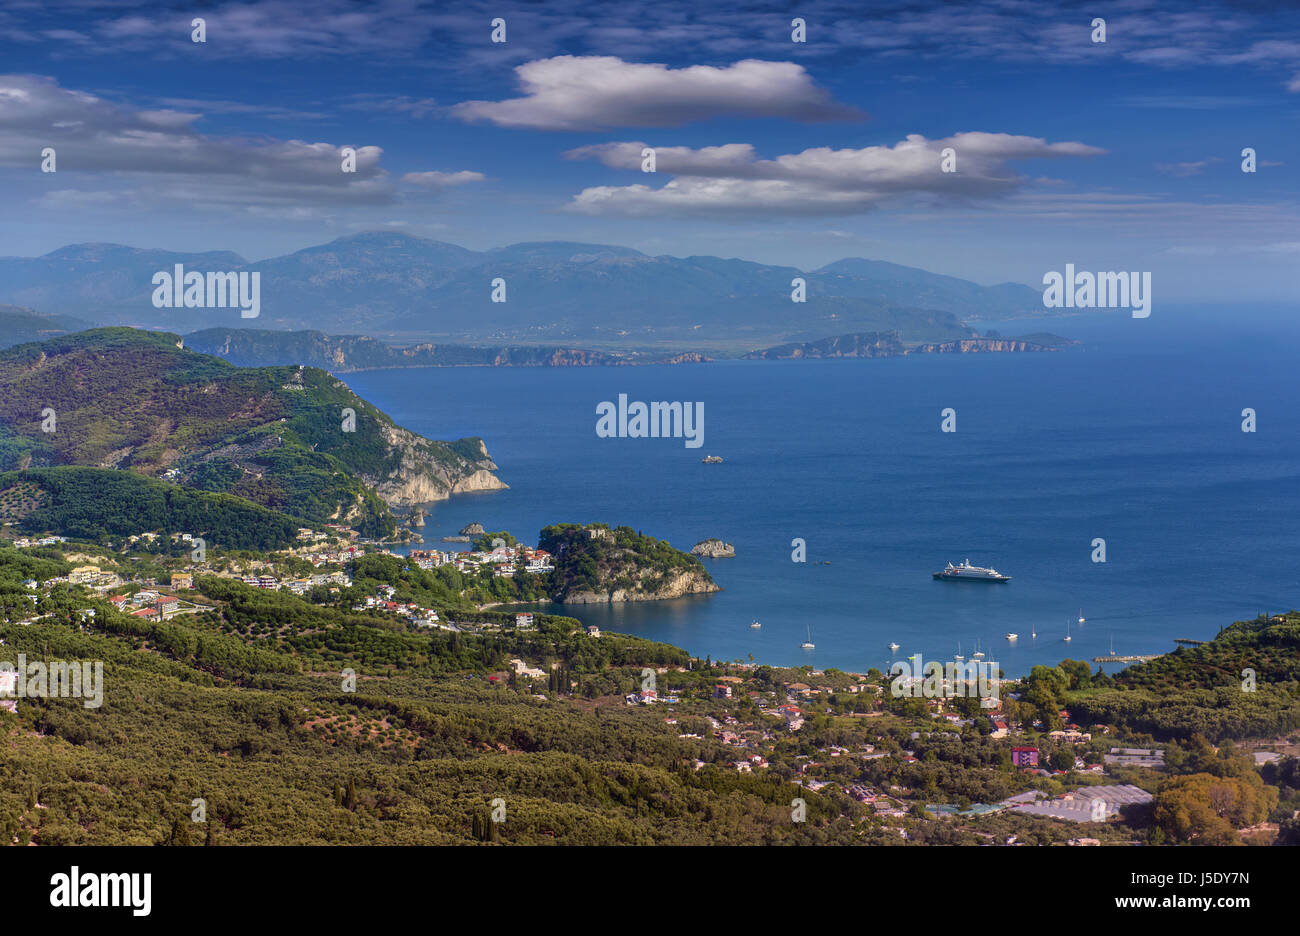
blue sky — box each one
[1,0,1298,300]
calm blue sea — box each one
[344,305,1300,677]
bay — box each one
[343,305,1300,677]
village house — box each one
[1048,728,1092,744]
[1104,747,1165,769]
[1012,746,1040,768]
[68,565,101,585]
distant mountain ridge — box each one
[0,233,1047,349]
[0,304,92,349]
[183,327,709,371]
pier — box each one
[1091,654,1161,663]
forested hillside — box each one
[0,328,503,537]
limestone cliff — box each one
[691,539,736,558]
[365,428,507,507]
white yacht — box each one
[933,559,1011,582]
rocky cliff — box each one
[365,427,506,507]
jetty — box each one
[1091,654,1161,663]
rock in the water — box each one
[691,538,735,558]
[459,522,485,536]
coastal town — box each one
[4,518,1294,846]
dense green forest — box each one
[0,467,302,550]
[1017,614,1300,743]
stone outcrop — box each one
[691,539,735,558]
[562,570,720,603]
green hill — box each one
[0,328,504,538]
[0,467,302,550]
[539,523,719,603]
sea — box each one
[343,304,1300,678]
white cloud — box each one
[452,56,860,130]
[0,74,482,212]
[564,133,1104,217]
[402,170,486,188]
[1154,157,1222,177]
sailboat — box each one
[889,641,900,652]
[1109,634,1115,656]
[1078,608,1085,625]
[801,625,815,650]
[1031,623,1037,640]
[954,640,964,663]
[750,620,762,629]
[971,639,985,660]
[1063,619,1072,642]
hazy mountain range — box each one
[0,233,1047,350]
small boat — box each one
[1063,619,1072,642]
[750,620,761,629]
[954,640,964,663]
[800,624,815,650]
[971,639,985,660]
[1078,608,1085,625]
[889,641,900,652]
[1005,633,1018,641]
[1031,624,1037,640]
